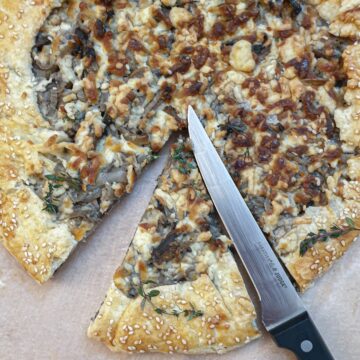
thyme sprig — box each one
[45,173,81,191]
[43,173,81,214]
[137,281,204,321]
[299,217,360,256]
[172,145,196,175]
[43,182,61,214]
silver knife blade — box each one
[188,105,305,330]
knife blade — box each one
[188,106,334,360]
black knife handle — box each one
[269,311,335,360]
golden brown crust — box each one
[88,262,259,354]
[0,0,78,283]
[88,140,260,354]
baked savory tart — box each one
[88,138,260,354]
[1,0,360,290]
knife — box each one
[188,106,335,360]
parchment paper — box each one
[1,143,359,360]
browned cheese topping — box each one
[29,0,360,288]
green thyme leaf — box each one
[148,290,160,298]
[178,166,188,174]
[45,174,66,182]
[43,202,59,214]
[143,280,157,284]
[45,172,81,190]
[172,144,196,175]
[43,172,82,213]
[138,286,145,297]
[300,219,360,256]
[136,281,204,320]
[346,217,355,228]
[43,183,59,214]
[187,310,204,321]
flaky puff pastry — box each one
[88,140,260,354]
[0,0,77,282]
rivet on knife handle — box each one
[269,311,335,360]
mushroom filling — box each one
[32,0,355,279]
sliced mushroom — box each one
[69,186,102,204]
[69,202,100,221]
[96,166,127,186]
[38,85,60,119]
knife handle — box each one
[269,311,335,360]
